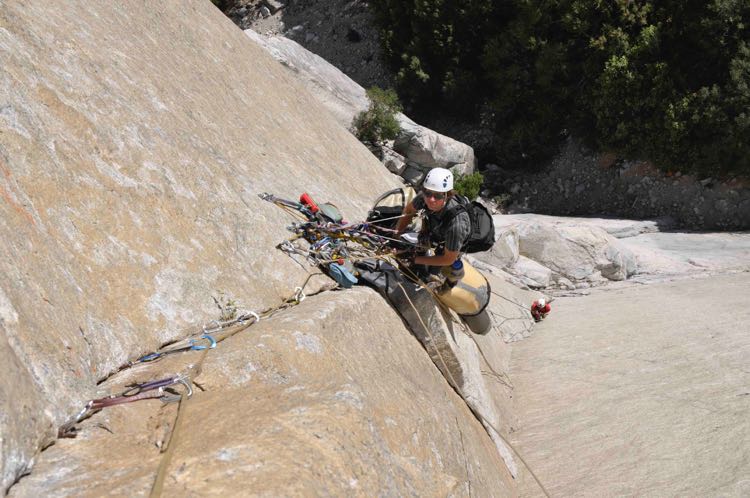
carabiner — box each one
[137,352,163,363]
[190,333,217,351]
[293,286,306,303]
[160,376,193,403]
[237,311,260,324]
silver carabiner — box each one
[160,376,193,404]
[293,286,306,303]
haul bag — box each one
[366,186,417,230]
[435,260,490,316]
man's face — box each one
[423,189,447,212]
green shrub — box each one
[352,87,402,145]
[493,193,511,209]
[372,0,500,115]
[371,0,750,177]
[454,172,484,200]
[582,1,750,176]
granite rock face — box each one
[9,289,514,497]
[0,0,400,490]
[510,273,750,497]
[0,1,522,494]
[516,222,637,283]
[243,29,477,185]
[243,29,369,131]
[474,226,520,269]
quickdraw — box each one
[135,334,217,363]
[201,310,261,335]
[128,309,263,367]
[258,192,315,220]
[260,191,428,291]
[59,374,193,438]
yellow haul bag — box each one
[436,260,492,334]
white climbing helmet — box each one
[422,167,454,193]
[537,298,546,307]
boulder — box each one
[511,256,553,289]
[516,222,638,282]
[395,114,477,176]
[474,226,519,269]
[380,146,407,175]
[262,0,285,14]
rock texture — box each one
[508,256,553,289]
[243,29,369,131]
[0,0,401,490]
[0,1,528,494]
[394,115,477,177]
[243,29,477,186]
[474,226,520,269]
[620,232,750,282]
[492,139,750,230]
[510,272,750,497]
[493,213,750,290]
[514,222,637,283]
[10,289,514,497]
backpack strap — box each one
[442,195,474,225]
[434,196,476,249]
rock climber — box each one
[531,298,551,322]
[394,167,471,271]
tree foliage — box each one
[352,87,402,144]
[454,172,485,200]
[371,0,750,177]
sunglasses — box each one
[423,190,447,200]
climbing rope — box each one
[56,191,549,495]
[147,274,325,497]
[395,278,549,498]
[262,193,551,495]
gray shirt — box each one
[413,194,471,252]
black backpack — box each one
[443,195,496,253]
